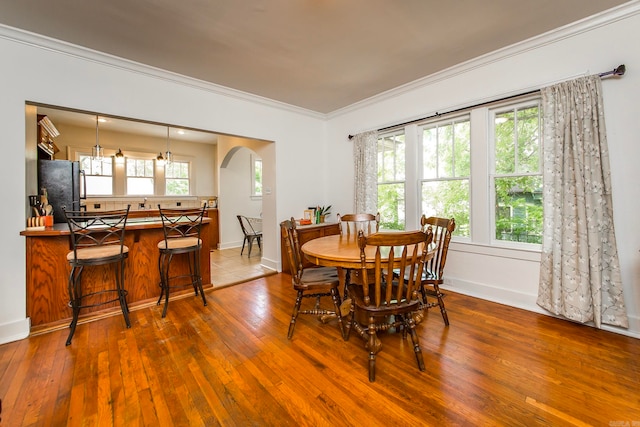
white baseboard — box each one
[0,317,31,345]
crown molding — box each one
[327,0,640,119]
[0,24,325,120]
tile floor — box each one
[210,247,276,289]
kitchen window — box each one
[79,154,113,196]
[126,158,154,195]
[165,161,190,196]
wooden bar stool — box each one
[157,206,207,318]
[63,206,131,346]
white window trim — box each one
[488,99,542,250]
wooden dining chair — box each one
[346,227,433,382]
[337,212,380,288]
[337,212,380,236]
[419,215,456,325]
[280,218,346,340]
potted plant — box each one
[316,205,332,223]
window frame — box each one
[125,157,155,196]
[78,153,114,196]
[417,113,471,239]
[251,155,262,199]
[164,160,191,196]
[489,99,543,249]
[377,130,406,230]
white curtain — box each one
[353,131,378,214]
[537,75,628,328]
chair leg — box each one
[330,288,346,340]
[367,317,378,382]
[248,238,253,257]
[161,253,173,318]
[193,250,207,307]
[66,266,82,346]
[407,317,425,372]
[241,237,247,255]
[287,290,304,339]
[116,260,131,328]
[433,284,449,326]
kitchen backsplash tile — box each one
[84,197,202,212]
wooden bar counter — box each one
[20,213,212,332]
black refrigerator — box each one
[38,159,86,223]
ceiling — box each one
[0,0,631,115]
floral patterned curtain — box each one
[537,75,628,328]
[353,131,378,214]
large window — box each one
[165,161,190,195]
[419,116,470,237]
[79,155,113,196]
[491,102,542,244]
[375,95,542,250]
[377,131,405,230]
[126,158,154,195]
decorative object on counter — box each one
[303,209,314,223]
[208,196,218,208]
[26,215,53,229]
[315,205,332,223]
[91,115,104,161]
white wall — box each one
[0,27,329,344]
[325,5,640,338]
[219,146,263,248]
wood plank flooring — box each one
[1,273,639,426]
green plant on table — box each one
[316,205,332,216]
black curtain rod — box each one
[348,64,626,139]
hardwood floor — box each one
[1,273,639,426]
[210,247,275,289]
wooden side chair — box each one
[346,227,433,382]
[337,212,380,288]
[63,206,131,346]
[280,218,346,340]
[419,215,456,325]
[237,215,263,257]
[337,212,380,236]
[157,206,207,318]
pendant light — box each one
[115,148,125,164]
[91,115,104,161]
[156,152,165,166]
[164,126,173,166]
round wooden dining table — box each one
[301,232,435,292]
[302,233,434,268]
[301,233,366,270]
